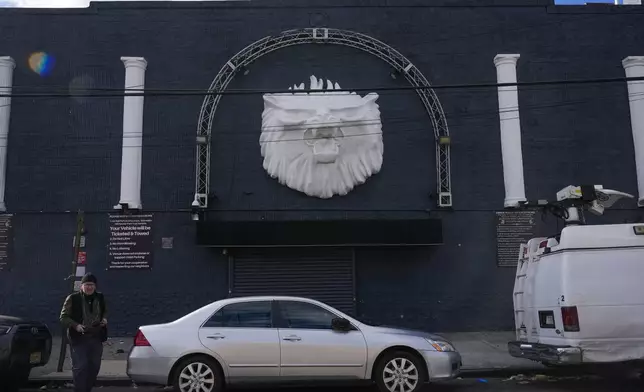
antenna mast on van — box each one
[555,185,633,226]
[530,185,634,227]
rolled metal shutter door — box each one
[230,247,355,315]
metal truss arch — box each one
[195,28,452,209]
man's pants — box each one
[70,336,103,392]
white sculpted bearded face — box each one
[260,75,384,198]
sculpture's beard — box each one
[261,127,383,199]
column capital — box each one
[494,54,520,67]
[623,56,644,70]
[121,56,147,70]
[0,56,16,69]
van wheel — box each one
[374,351,426,392]
[172,356,223,392]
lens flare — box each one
[28,52,55,76]
[69,74,96,104]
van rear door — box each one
[531,237,568,345]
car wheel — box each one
[375,351,426,392]
[172,356,223,392]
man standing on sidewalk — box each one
[59,273,108,392]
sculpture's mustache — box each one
[304,125,343,164]
[313,138,339,164]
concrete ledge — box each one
[459,366,589,380]
[29,374,131,383]
[26,378,136,389]
[27,366,576,388]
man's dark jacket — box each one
[59,292,108,342]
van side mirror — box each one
[331,317,351,331]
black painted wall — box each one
[0,0,643,335]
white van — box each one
[508,223,644,366]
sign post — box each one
[56,211,85,372]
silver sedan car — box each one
[127,296,461,392]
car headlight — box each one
[426,338,455,352]
[0,325,13,335]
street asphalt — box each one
[21,376,644,392]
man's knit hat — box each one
[80,273,97,285]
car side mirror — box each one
[331,317,351,332]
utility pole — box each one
[56,210,85,372]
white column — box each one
[0,57,15,212]
[494,54,527,208]
[623,56,644,207]
[115,57,147,210]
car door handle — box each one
[282,335,301,341]
[206,334,225,340]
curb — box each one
[27,367,599,387]
[27,378,136,388]
[460,368,559,379]
[459,366,603,380]
[26,369,558,387]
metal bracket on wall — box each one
[194,27,452,209]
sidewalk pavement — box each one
[29,332,546,385]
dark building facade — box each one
[0,0,643,336]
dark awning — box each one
[196,218,443,247]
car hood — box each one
[0,315,42,326]
[365,325,450,342]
